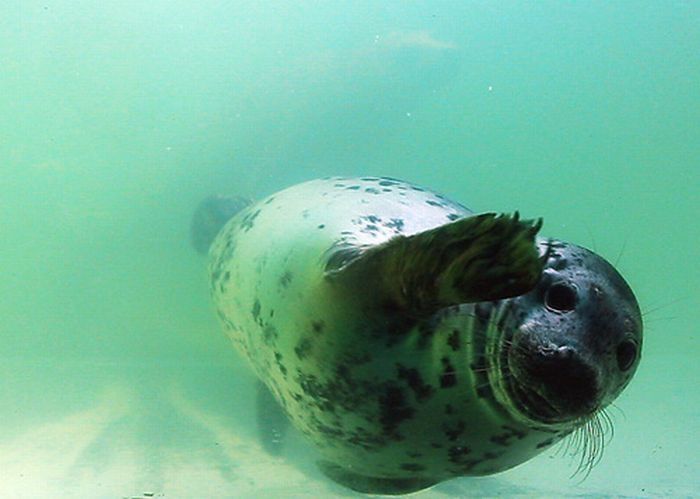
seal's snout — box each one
[529,344,599,419]
[511,340,600,422]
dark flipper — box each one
[255,380,289,455]
[318,460,438,495]
[327,212,544,315]
[190,195,251,254]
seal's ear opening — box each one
[190,195,251,255]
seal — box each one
[201,176,643,495]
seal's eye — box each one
[616,340,637,371]
[544,283,577,312]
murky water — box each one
[1,1,698,497]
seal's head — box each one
[505,239,643,425]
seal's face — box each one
[505,240,643,425]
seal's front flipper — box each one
[327,213,544,315]
[255,380,289,455]
[318,460,437,495]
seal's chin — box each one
[508,343,600,424]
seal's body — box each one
[207,176,642,494]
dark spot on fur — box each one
[449,453,481,472]
[240,209,261,232]
[411,186,425,192]
[426,199,443,207]
[440,357,457,388]
[365,187,380,194]
[443,420,466,441]
[317,224,326,229]
[263,324,278,345]
[379,180,398,187]
[448,445,472,462]
[447,329,460,351]
[341,349,373,366]
[345,426,389,451]
[315,421,345,438]
[216,309,237,332]
[447,213,460,221]
[294,337,312,360]
[274,352,287,376]
[397,364,434,402]
[279,271,293,289]
[400,463,426,472]
[346,185,361,190]
[378,386,414,436]
[536,437,555,449]
[385,218,405,233]
[297,372,336,413]
[503,425,527,439]
[252,299,261,321]
[264,196,275,204]
[311,320,325,334]
[416,318,438,350]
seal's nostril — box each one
[616,340,637,371]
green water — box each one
[1,1,698,497]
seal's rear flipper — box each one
[327,212,544,315]
[318,460,437,495]
[190,195,251,254]
[255,380,289,455]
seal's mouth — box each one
[509,378,561,421]
[507,343,600,424]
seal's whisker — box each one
[613,238,628,268]
[584,224,598,253]
[641,297,685,318]
[601,408,615,445]
[609,402,626,421]
[560,408,614,481]
[640,314,676,325]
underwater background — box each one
[1,1,698,497]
